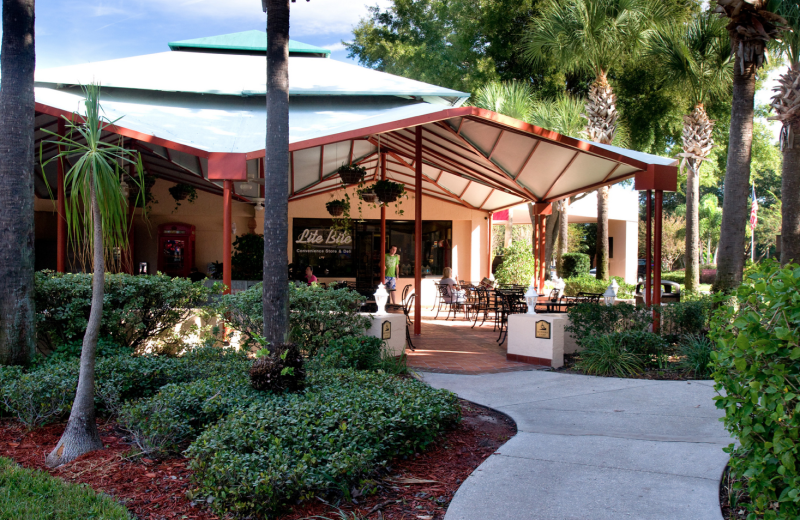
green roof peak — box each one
[168,30,331,57]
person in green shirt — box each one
[384,246,399,305]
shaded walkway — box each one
[405,310,542,374]
[423,371,730,520]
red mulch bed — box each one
[0,400,515,520]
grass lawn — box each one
[0,457,131,520]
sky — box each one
[31,0,390,69]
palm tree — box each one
[524,0,675,281]
[769,2,800,265]
[44,84,144,467]
[263,0,292,345]
[712,0,786,291]
[0,0,36,366]
[646,12,732,293]
[470,80,535,122]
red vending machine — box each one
[157,223,196,277]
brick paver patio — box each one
[404,309,544,374]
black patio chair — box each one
[471,286,498,328]
[435,283,466,321]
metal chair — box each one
[403,292,415,351]
[435,283,466,321]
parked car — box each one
[638,259,646,279]
[589,268,596,275]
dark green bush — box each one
[215,283,370,356]
[231,233,264,280]
[317,335,385,370]
[566,303,652,348]
[494,240,536,286]
[563,275,634,299]
[617,331,669,363]
[658,296,714,342]
[710,261,800,517]
[660,271,686,284]
[0,360,76,428]
[35,271,216,351]
[678,334,715,378]
[560,253,590,278]
[574,334,643,377]
[186,369,460,517]
[119,373,263,456]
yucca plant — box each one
[40,83,144,467]
[677,333,715,378]
[575,334,643,377]
[646,12,732,293]
[524,0,677,282]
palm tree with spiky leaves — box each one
[524,0,675,281]
[43,84,144,467]
[470,80,535,122]
[769,2,800,265]
[646,12,732,293]
[712,0,786,291]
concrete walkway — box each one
[422,370,732,520]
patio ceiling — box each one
[283,107,677,212]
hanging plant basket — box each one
[168,183,198,212]
[326,199,347,217]
[358,187,378,204]
[373,180,405,204]
[336,164,367,185]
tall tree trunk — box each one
[557,199,569,275]
[46,180,103,467]
[596,187,610,280]
[685,165,700,292]
[714,64,756,292]
[263,0,291,345]
[544,204,559,279]
[504,211,513,247]
[0,0,35,366]
[782,121,800,265]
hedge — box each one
[563,275,634,299]
[560,253,590,279]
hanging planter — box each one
[168,182,197,212]
[326,199,347,217]
[372,179,405,204]
[357,186,378,204]
[336,163,367,185]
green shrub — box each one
[560,253,590,278]
[494,240,537,286]
[617,331,669,364]
[566,303,652,348]
[0,360,77,429]
[317,336,385,370]
[231,233,264,280]
[119,372,263,456]
[215,283,370,356]
[563,275,634,299]
[0,457,132,520]
[249,343,306,393]
[575,334,643,377]
[35,337,132,367]
[678,334,714,378]
[710,261,800,517]
[660,271,686,284]
[658,296,714,341]
[186,369,460,517]
[35,271,216,351]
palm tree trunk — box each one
[46,180,103,467]
[714,65,756,292]
[557,199,569,275]
[544,205,559,279]
[0,0,36,366]
[782,120,800,265]
[504,211,513,247]
[685,164,700,292]
[596,186,610,281]
[263,0,291,345]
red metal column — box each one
[488,212,493,278]
[223,180,233,294]
[56,119,67,273]
[414,126,423,335]
[539,215,546,289]
[653,190,663,331]
[380,152,387,285]
[645,190,652,307]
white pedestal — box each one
[360,313,407,357]
[507,313,567,368]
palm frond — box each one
[469,81,534,122]
[529,93,588,138]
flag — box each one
[750,185,758,231]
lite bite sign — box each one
[295,228,352,247]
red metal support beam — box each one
[414,126,423,335]
[223,180,233,294]
[380,152,387,286]
[56,119,67,273]
[488,212,493,278]
[653,190,663,331]
[645,190,652,307]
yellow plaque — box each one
[535,320,551,340]
[381,320,392,340]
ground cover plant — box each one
[0,456,132,520]
[711,261,800,518]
